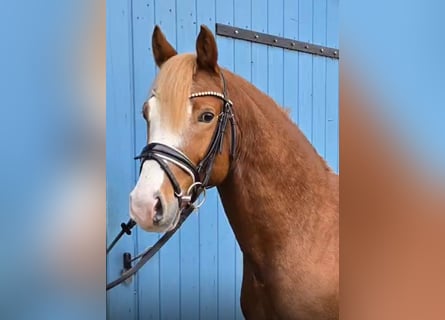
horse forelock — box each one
[152,53,197,134]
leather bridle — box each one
[106,71,236,290]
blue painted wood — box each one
[283,0,300,123]
[106,1,137,319]
[196,2,219,317]
[251,0,268,94]
[312,0,328,158]
[177,2,201,319]
[193,8,221,320]
[298,0,314,141]
[214,1,239,320]
[131,1,161,319]
[233,3,252,318]
[267,0,284,104]
[326,0,339,172]
[107,0,339,319]
[152,3,183,319]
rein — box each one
[106,71,236,291]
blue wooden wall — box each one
[106,0,338,319]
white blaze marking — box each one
[129,96,191,220]
[148,96,183,146]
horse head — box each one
[129,25,235,232]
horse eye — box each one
[198,112,215,123]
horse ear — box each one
[196,25,219,73]
[152,25,177,67]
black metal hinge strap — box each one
[215,23,339,59]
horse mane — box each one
[221,68,334,174]
[152,53,197,133]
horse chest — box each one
[241,259,336,320]
[241,270,273,319]
[240,258,286,319]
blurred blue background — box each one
[0,1,105,319]
[341,0,445,180]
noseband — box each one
[106,71,236,290]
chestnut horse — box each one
[129,25,339,320]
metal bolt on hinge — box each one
[122,252,133,285]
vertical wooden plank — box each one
[153,2,182,319]
[196,3,220,318]
[177,0,198,53]
[197,189,219,320]
[251,0,268,96]
[298,0,314,141]
[177,1,200,319]
[326,0,339,172]
[131,1,162,319]
[214,198,237,320]
[267,0,284,105]
[197,0,216,34]
[106,0,137,319]
[283,0,299,123]
[233,2,251,319]
[215,1,239,319]
[196,8,225,320]
[312,0,327,158]
[178,213,200,320]
[195,5,220,320]
[214,0,234,74]
[235,239,244,320]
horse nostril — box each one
[152,197,163,224]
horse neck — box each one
[217,71,338,263]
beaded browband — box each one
[189,91,233,106]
